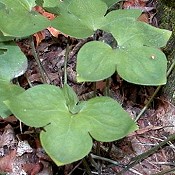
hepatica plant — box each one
[0,0,172,166]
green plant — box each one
[44,0,171,85]
[0,0,172,167]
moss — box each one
[157,2,175,55]
[160,0,175,8]
[157,1,175,104]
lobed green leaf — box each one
[0,0,50,37]
[5,84,137,165]
[77,41,168,85]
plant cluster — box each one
[0,0,172,166]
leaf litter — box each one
[0,0,175,174]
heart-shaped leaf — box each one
[49,1,142,38]
[43,0,119,15]
[0,42,28,81]
[0,41,27,118]
[102,14,172,48]
[76,41,167,85]
[51,0,108,38]
[43,0,71,15]
[0,80,24,118]
[76,10,172,85]
[0,0,50,37]
[5,84,137,165]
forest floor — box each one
[0,0,175,174]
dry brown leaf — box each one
[33,31,46,46]
[47,27,61,38]
[33,6,55,20]
[0,150,16,173]
[123,0,148,9]
[138,12,149,23]
[33,6,60,45]
[0,124,16,149]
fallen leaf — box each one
[33,6,60,45]
[123,0,148,9]
[34,31,46,47]
[33,6,55,20]
[138,12,149,23]
[0,150,16,173]
[0,124,16,149]
[47,27,61,38]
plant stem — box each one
[82,158,93,175]
[93,82,97,97]
[90,154,122,166]
[135,57,175,122]
[134,85,161,121]
[96,142,102,175]
[64,37,70,85]
[88,154,99,170]
[68,161,82,175]
[117,133,175,174]
[30,36,48,84]
[104,78,110,96]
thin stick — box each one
[82,158,93,175]
[64,37,70,85]
[104,78,110,96]
[135,58,175,122]
[68,160,82,175]
[117,133,175,174]
[90,153,122,166]
[30,36,47,84]
[88,154,99,170]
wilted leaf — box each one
[5,84,137,165]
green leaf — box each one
[0,41,28,81]
[62,84,79,114]
[76,9,172,85]
[0,41,27,118]
[0,0,50,37]
[51,0,107,38]
[77,41,116,81]
[35,0,43,6]
[5,84,137,165]
[43,0,71,15]
[0,80,24,118]
[0,31,15,42]
[76,41,168,85]
[103,15,172,48]
[21,0,36,11]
